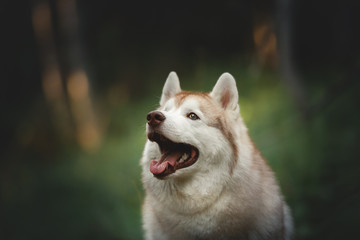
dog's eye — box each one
[187,112,200,120]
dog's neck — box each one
[147,168,229,215]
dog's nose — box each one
[147,111,166,127]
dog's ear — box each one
[160,71,181,106]
[210,73,239,111]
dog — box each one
[140,72,293,240]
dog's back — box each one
[141,72,293,240]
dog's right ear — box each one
[160,72,181,106]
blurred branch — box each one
[32,0,74,142]
[32,0,101,152]
[56,0,101,152]
[276,0,309,118]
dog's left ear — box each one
[160,71,181,106]
[210,73,239,111]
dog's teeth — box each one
[179,153,189,163]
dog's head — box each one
[143,72,241,180]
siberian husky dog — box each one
[141,72,293,240]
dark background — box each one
[1,0,360,239]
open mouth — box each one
[148,132,199,179]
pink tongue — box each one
[150,151,182,175]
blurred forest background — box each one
[1,0,360,239]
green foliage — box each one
[2,68,360,240]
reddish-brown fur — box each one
[174,91,211,107]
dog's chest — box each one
[156,198,242,240]
[160,209,221,239]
